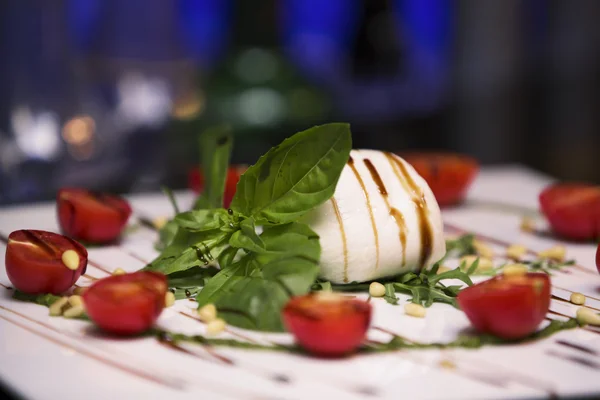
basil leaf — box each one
[195,261,249,306]
[193,125,233,209]
[192,195,212,211]
[154,187,181,251]
[172,287,202,300]
[197,222,320,332]
[145,229,230,275]
[254,222,320,260]
[161,186,180,214]
[167,266,219,288]
[229,218,265,253]
[175,209,231,232]
[214,275,290,332]
[230,123,352,224]
[155,220,179,251]
[217,246,240,268]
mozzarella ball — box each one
[303,150,446,284]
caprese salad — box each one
[3,123,599,358]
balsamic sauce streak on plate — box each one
[385,152,433,271]
[548,310,600,336]
[546,349,600,370]
[347,155,380,271]
[176,311,382,393]
[0,307,182,390]
[556,339,599,356]
[87,259,113,275]
[175,311,299,385]
[552,295,600,312]
[553,286,600,302]
[329,197,349,283]
[363,158,408,266]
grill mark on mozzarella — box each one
[363,159,407,266]
[385,153,433,270]
[330,197,350,282]
[348,155,380,271]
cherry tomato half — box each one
[596,243,599,273]
[57,188,132,244]
[457,273,550,340]
[5,230,87,294]
[539,183,600,241]
[400,152,479,207]
[83,271,167,336]
[188,165,246,208]
[282,293,372,357]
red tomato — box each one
[57,188,132,244]
[188,165,246,208]
[539,183,600,241]
[83,271,167,335]
[282,293,372,357]
[400,152,479,207]
[457,273,551,340]
[5,230,87,294]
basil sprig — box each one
[145,123,352,332]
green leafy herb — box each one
[196,222,321,332]
[327,262,473,308]
[145,228,231,275]
[12,291,89,320]
[146,123,352,332]
[230,123,352,225]
[383,283,399,305]
[12,291,62,307]
[445,234,476,257]
[161,186,181,214]
[521,258,576,275]
[167,267,220,300]
[154,187,181,251]
[193,124,233,210]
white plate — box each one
[1,166,599,400]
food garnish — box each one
[5,230,87,294]
[539,183,600,241]
[368,282,386,297]
[457,273,551,340]
[404,303,426,318]
[569,292,585,305]
[575,308,600,326]
[57,188,132,243]
[282,293,371,357]
[149,317,580,354]
[82,271,167,335]
[145,123,352,332]
[506,244,527,260]
[189,166,246,209]
[445,234,576,276]
[400,152,479,207]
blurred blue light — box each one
[67,0,102,52]
[281,0,453,120]
[177,0,231,65]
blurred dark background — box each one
[1,0,599,206]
